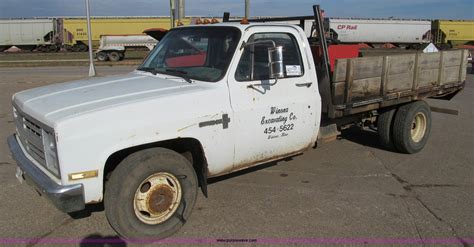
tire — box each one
[64,45,74,52]
[105,147,198,241]
[96,52,109,61]
[78,43,88,52]
[377,108,396,150]
[108,51,121,62]
[48,45,59,52]
[71,43,88,52]
[392,101,432,154]
[71,45,81,52]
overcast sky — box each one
[0,0,473,19]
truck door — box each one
[227,26,320,170]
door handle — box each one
[247,79,278,89]
[295,82,312,87]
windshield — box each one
[139,27,241,82]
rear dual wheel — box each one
[392,101,431,154]
[376,108,396,150]
[377,101,431,153]
[108,51,122,62]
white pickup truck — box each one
[7,6,468,241]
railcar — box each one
[0,19,57,52]
[433,20,474,48]
[1,16,472,53]
[328,18,432,48]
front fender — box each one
[55,90,234,203]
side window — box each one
[235,33,304,81]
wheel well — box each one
[103,138,209,197]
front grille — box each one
[13,109,47,168]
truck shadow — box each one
[208,161,279,185]
[79,234,126,247]
[208,156,299,185]
[208,125,398,185]
[68,203,104,219]
[340,126,396,152]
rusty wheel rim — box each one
[411,112,427,143]
[133,172,182,225]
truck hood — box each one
[13,71,199,126]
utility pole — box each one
[178,0,185,22]
[245,0,250,19]
[170,0,176,28]
[85,0,96,77]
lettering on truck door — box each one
[227,26,318,170]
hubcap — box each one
[133,172,182,225]
[411,112,427,143]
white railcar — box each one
[0,19,56,51]
[329,18,432,45]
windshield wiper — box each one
[138,67,193,83]
[165,69,193,83]
[137,67,158,75]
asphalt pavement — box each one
[0,66,473,246]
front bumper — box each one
[7,135,85,213]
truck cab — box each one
[135,23,322,175]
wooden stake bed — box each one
[329,49,468,118]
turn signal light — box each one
[240,18,250,25]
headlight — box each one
[42,130,60,177]
[12,107,19,134]
[12,107,17,118]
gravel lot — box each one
[0,66,472,246]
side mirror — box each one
[268,46,284,79]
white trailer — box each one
[329,18,432,46]
[0,19,56,51]
[95,34,158,61]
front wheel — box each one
[104,147,198,241]
[392,101,432,154]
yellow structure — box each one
[433,20,474,46]
[61,17,192,49]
